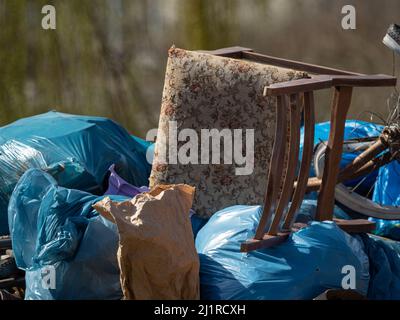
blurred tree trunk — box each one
[0,0,28,122]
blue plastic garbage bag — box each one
[196,205,370,300]
[373,160,400,206]
[370,139,400,240]
[357,234,400,299]
[0,111,152,235]
[8,168,125,300]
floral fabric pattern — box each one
[150,47,308,217]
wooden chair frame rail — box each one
[203,47,397,252]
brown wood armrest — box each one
[265,74,397,96]
[264,76,332,95]
[333,218,376,233]
[331,74,397,87]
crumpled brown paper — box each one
[93,184,200,300]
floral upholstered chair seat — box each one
[150,47,308,218]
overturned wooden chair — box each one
[204,47,396,252]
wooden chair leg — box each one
[254,95,289,240]
[268,93,301,235]
[283,91,315,230]
[242,87,375,252]
[316,86,353,221]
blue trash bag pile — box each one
[8,169,126,300]
[3,112,208,300]
[5,113,400,300]
[0,111,152,236]
[1,111,155,300]
[196,205,370,300]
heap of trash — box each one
[0,111,398,300]
[1,47,400,300]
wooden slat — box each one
[241,233,290,252]
[265,76,332,96]
[242,218,375,253]
[334,219,376,233]
[268,94,301,235]
[241,223,308,252]
[331,74,397,87]
[265,75,397,96]
[283,91,315,230]
[316,86,353,221]
[254,95,288,240]
[242,51,363,76]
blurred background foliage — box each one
[1,0,400,136]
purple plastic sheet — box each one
[105,164,149,197]
[105,164,196,218]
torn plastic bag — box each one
[8,168,125,300]
[104,164,208,239]
[196,205,370,300]
[94,184,200,300]
[0,111,152,235]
